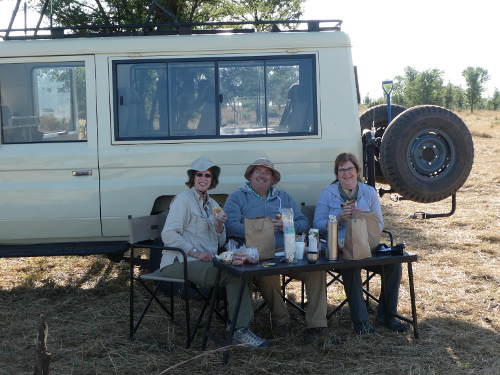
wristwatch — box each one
[191,248,198,257]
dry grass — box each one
[1,110,500,374]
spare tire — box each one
[379,105,474,203]
[359,104,407,183]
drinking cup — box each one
[306,251,318,263]
[338,238,345,251]
[295,241,305,260]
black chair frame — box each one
[129,242,226,348]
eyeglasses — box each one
[338,166,356,174]
[253,169,272,176]
[196,172,212,178]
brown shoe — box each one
[271,322,290,338]
[304,327,341,345]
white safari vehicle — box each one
[0,20,473,256]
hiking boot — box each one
[353,321,378,335]
[304,327,341,345]
[232,327,270,348]
[376,317,409,332]
[271,322,290,338]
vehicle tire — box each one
[359,104,407,183]
[379,105,474,203]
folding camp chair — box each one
[128,213,224,348]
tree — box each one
[444,82,454,109]
[225,0,303,27]
[417,69,444,105]
[454,85,466,110]
[492,88,500,111]
[33,0,305,32]
[443,82,466,110]
[363,93,371,106]
[394,67,444,107]
[391,66,419,107]
[462,66,490,113]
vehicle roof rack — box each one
[1,0,342,41]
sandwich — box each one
[341,200,356,208]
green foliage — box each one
[491,88,500,111]
[462,66,490,113]
[40,114,70,132]
[363,93,371,106]
[33,0,305,32]
[224,0,303,30]
[378,66,495,112]
[366,97,386,108]
[391,66,444,107]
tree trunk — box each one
[34,314,51,375]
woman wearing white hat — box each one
[160,156,269,348]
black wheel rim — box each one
[406,129,454,180]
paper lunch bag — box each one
[344,214,372,260]
[355,211,381,252]
[244,216,276,260]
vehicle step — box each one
[0,241,128,258]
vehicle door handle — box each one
[72,170,92,176]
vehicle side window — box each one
[0,62,87,144]
[114,55,316,140]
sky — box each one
[2,0,497,99]
[301,0,499,99]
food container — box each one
[308,228,320,251]
[306,251,318,263]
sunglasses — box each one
[196,172,213,178]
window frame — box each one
[112,54,318,142]
[0,60,88,144]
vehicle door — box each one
[0,56,101,243]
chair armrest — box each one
[382,229,394,246]
[130,243,191,283]
[144,244,188,263]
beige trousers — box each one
[254,271,327,328]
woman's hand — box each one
[338,205,362,223]
[213,211,227,234]
[195,251,215,262]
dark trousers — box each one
[340,263,402,323]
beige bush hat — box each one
[244,158,281,184]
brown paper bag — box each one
[244,216,276,259]
[356,211,381,251]
[344,214,372,260]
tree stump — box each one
[34,314,51,375]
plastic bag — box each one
[245,247,259,264]
[224,239,259,265]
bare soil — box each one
[1,109,499,374]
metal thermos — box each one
[327,214,338,260]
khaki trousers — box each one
[254,271,327,328]
[162,259,253,329]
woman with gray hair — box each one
[314,152,408,335]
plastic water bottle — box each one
[327,214,338,260]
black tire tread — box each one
[359,104,407,183]
[380,105,474,203]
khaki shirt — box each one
[160,188,225,269]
